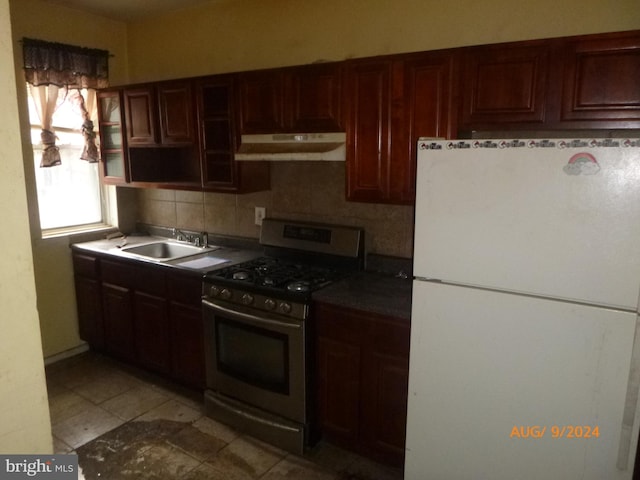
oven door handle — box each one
[202,299,302,330]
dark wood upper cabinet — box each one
[346,51,456,204]
[237,62,344,134]
[286,63,344,132]
[123,87,157,145]
[122,81,201,186]
[459,41,551,129]
[98,76,268,192]
[402,51,457,141]
[237,69,285,134]
[196,74,270,193]
[197,75,239,189]
[394,50,457,203]
[157,81,196,144]
[458,30,640,132]
[97,89,129,185]
[344,58,392,204]
[98,29,640,198]
[558,30,640,128]
[124,81,195,145]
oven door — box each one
[202,298,306,423]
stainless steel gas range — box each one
[202,218,365,454]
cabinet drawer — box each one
[134,264,166,296]
[315,303,365,344]
[101,259,133,287]
[72,253,100,278]
[167,273,202,306]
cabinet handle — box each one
[202,299,301,330]
[207,394,301,434]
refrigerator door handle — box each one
[617,315,640,470]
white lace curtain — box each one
[22,38,109,167]
[28,83,62,166]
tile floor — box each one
[45,352,404,480]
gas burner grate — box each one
[206,257,346,294]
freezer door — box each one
[413,141,640,310]
[405,281,640,480]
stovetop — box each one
[204,256,349,300]
[203,218,364,309]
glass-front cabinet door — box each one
[97,89,129,184]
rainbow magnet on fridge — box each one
[563,152,601,175]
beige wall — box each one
[0,0,52,453]
[125,0,640,83]
[9,0,128,357]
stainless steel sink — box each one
[120,241,215,261]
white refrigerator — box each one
[405,138,640,480]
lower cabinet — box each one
[167,273,206,389]
[73,253,104,350]
[315,302,410,467]
[317,337,362,443]
[72,251,206,389]
[134,291,170,373]
[102,282,136,362]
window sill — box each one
[41,223,118,241]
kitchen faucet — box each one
[199,232,208,247]
[172,228,191,243]
[172,228,208,247]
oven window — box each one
[215,318,290,394]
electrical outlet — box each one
[255,207,266,226]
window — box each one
[27,87,105,231]
[22,38,111,235]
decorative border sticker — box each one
[417,138,640,151]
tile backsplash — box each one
[133,162,414,258]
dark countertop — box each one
[72,232,414,321]
[70,234,263,275]
[313,271,413,321]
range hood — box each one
[235,132,346,161]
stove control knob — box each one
[220,288,232,300]
[279,302,292,314]
[264,298,277,310]
[241,293,254,306]
[209,286,221,297]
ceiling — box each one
[42,0,222,22]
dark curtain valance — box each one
[22,38,109,89]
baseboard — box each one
[44,343,90,365]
